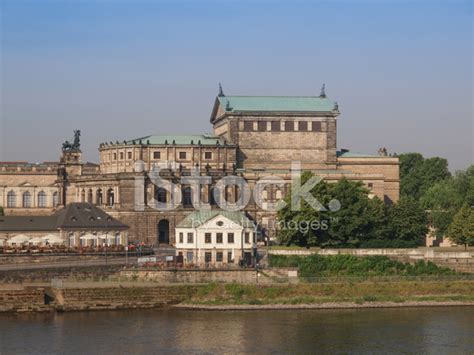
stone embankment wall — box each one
[0,265,122,283]
[0,287,51,312]
[48,285,198,312]
[269,249,474,273]
[0,285,199,313]
[119,268,293,284]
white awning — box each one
[80,233,97,240]
[41,234,64,245]
[29,237,44,245]
[7,234,31,245]
[97,234,115,240]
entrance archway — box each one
[157,220,170,245]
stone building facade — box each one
[0,88,399,245]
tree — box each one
[421,180,463,237]
[277,173,387,247]
[421,165,474,237]
[452,165,474,206]
[0,206,3,216]
[387,196,428,245]
[446,204,474,250]
[399,153,450,200]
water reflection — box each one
[0,307,473,354]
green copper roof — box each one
[177,210,255,228]
[218,96,337,113]
[337,150,379,158]
[126,134,226,146]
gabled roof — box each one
[0,215,58,232]
[211,95,338,122]
[54,203,128,229]
[176,210,255,229]
[0,203,128,232]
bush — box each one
[269,254,456,277]
[359,239,420,248]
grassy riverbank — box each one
[183,280,474,306]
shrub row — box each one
[268,254,456,277]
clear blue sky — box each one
[1,0,472,170]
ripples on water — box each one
[0,307,473,354]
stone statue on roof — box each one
[62,130,81,152]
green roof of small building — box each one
[337,150,379,158]
[218,96,337,113]
[176,210,255,229]
[126,134,226,146]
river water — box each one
[0,307,473,354]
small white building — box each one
[175,211,256,266]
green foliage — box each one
[0,206,3,216]
[359,239,420,248]
[387,196,428,245]
[421,165,474,236]
[399,153,450,200]
[268,254,456,277]
[277,174,387,248]
[446,204,474,250]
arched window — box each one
[7,191,16,208]
[87,189,93,204]
[182,186,193,207]
[38,191,47,208]
[52,192,59,207]
[155,187,167,203]
[22,191,32,208]
[96,189,103,205]
[209,186,216,206]
[107,188,114,207]
[80,189,86,202]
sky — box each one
[0,0,472,171]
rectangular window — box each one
[204,152,212,160]
[284,121,294,132]
[127,152,132,159]
[205,233,212,244]
[298,121,308,131]
[187,232,193,243]
[368,183,373,188]
[227,233,234,243]
[258,121,267,132]
[179,232,184,243]
[271,121,280,131]
[244,121,254,132]
[179,152,187,159]
[120,152,124,160]
[205,252,212,263]
[153,151,161,159]
[216,233,223,243]
[245,232,250,244]
[113,153,117,160]
[312,121,322,132]
[216,252,223,262]
[227,252,233,263]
